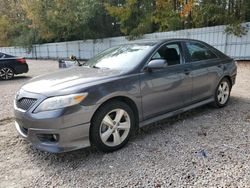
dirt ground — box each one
[0,60,249,187]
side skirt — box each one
[139,97,214,127]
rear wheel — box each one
[90,100,135,152]
[0,67,14,80]
[213,78,231,108]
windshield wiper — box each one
[88,65,110,69]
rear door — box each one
[140,42,192,120]
[184,41,222,103]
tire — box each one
[213,78,231,108]
[0,67,14,80]
[90,100,135,152]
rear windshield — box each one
[0,53,13,58]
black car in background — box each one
[0,52,29,80]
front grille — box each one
[16,97,37,111]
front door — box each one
[140,42,192,120]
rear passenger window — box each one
[186,42,217,62]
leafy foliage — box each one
[0,0,249,47]
[105,0,155,39]
[153,0,182,31]
[0,0,33,47]
[0,0,120,47]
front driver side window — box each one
[152,43,181,66]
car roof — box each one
[122,38,207,46]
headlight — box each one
[34,93,88,113]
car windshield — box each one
[84,44,155,70]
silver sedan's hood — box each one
[22,67,122,96]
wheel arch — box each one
[217,75,232,89]
[213,75,232,108]
[0,62,15,72]
[223,75,232,88]
[90,95,140,132]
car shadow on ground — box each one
[12,76,32,80]
[0,76,32,83]
[23,95,248,167]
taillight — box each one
[17,58,26,64]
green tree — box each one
[1,0,249,47]
[0,0,120,47]
[153,0,182,31]
[105,0,156,39]
[192,0,249,36]
[0,0,32,47]
[22,0,120,42]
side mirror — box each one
[69,55,76,60]
[145,59,167,72]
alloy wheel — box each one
[217,81,230,105]
[0,67,14,80]
[99,109,131,147]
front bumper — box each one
[15,120,90,153]
[14,90,96,153]
[231,74,237,86]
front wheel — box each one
[213,78,231,108]
[90,101,135,152]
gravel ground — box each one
[0,60,249,187]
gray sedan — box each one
[14,39,237,153]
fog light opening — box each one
[37,134,59,143]
[52,134,59,142]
